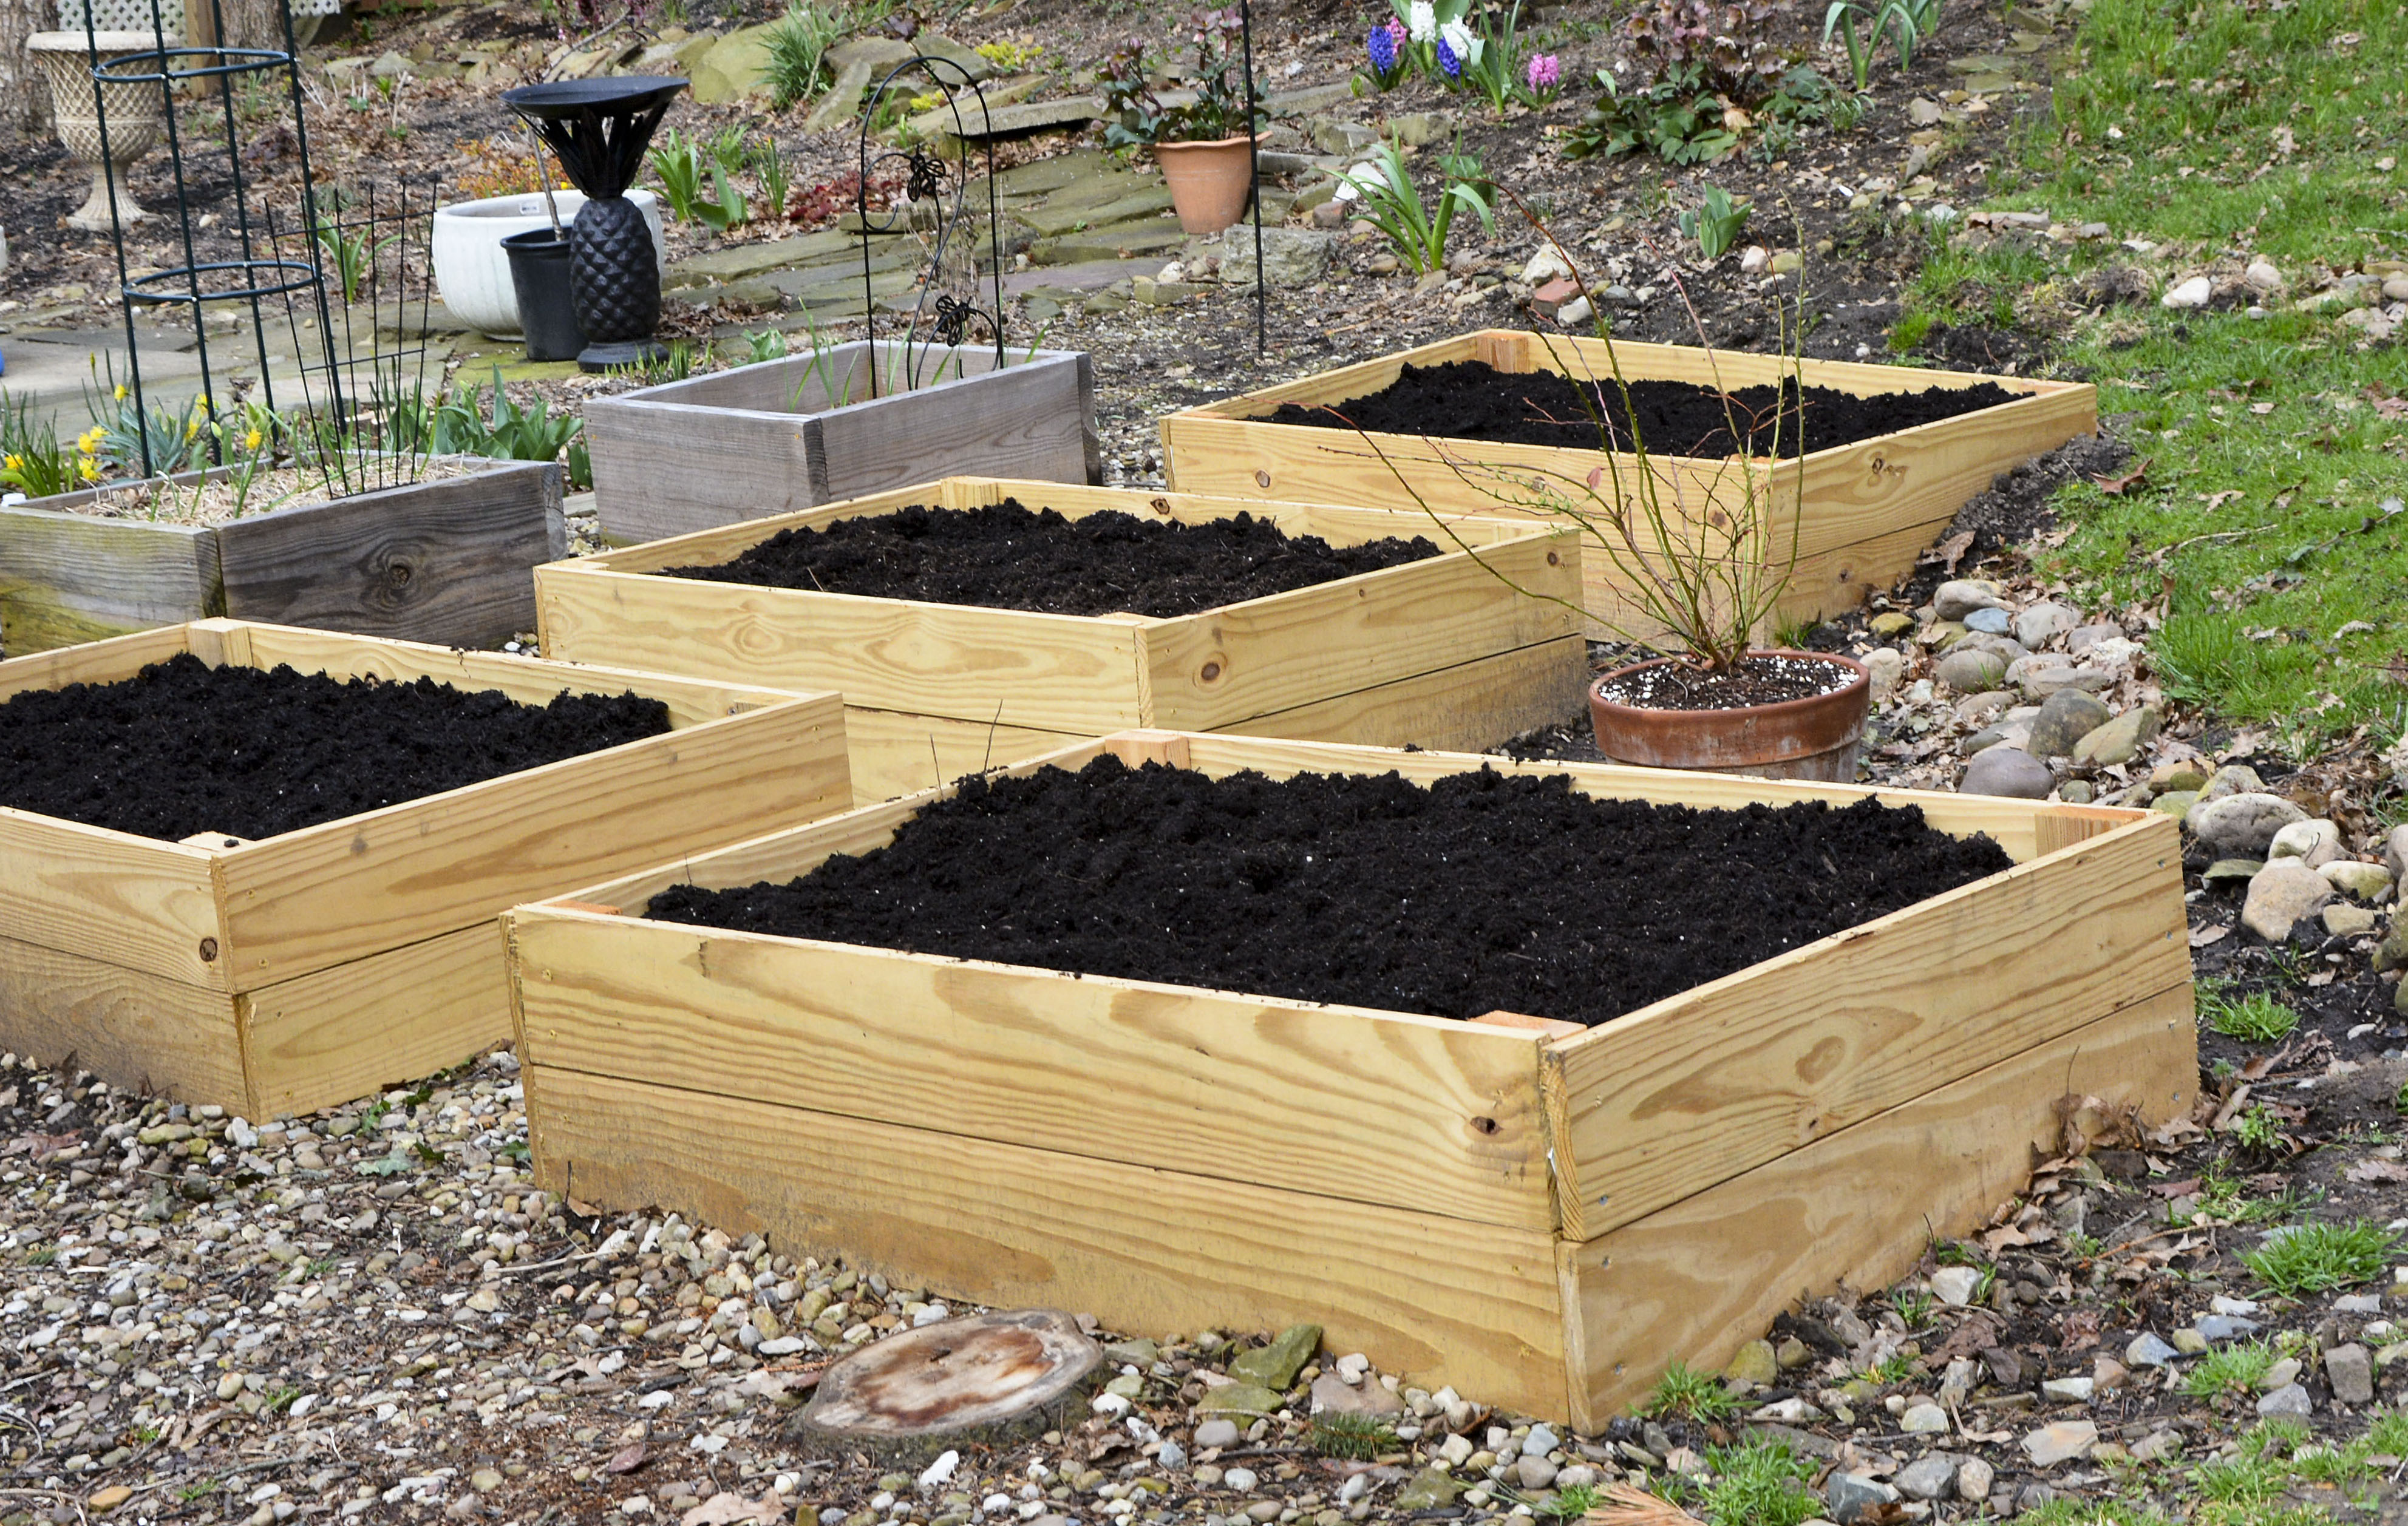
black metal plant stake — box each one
[1239,0,1265,359]
[854,56,1008,399]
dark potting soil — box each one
[656,500,1441,617]
[1260,360,2022,458]
[644,756,2013,1027]
[0,653,673,842]
[1596,653,1857,712]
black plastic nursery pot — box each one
[502,230,585,363]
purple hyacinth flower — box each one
[1367,22,1396,74]
[1527,52,1560,91]
[1437,35,1460,78]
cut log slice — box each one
[786,1309,1106,1463]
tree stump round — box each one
[786,1309,1105,1464]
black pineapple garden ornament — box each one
[502,76,685,372]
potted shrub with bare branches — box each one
[1341,228,1871,780]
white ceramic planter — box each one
[430,189,665,337]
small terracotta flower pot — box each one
[1154,134,1260,234]
[1587,649,1872,782]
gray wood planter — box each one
[0,458,563,656]
[584,341,1101,546]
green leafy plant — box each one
[742,328,791,364]
[430,366,584,467]
[1701,1440,1818,1526]
[0,395,80,498]
[761,1,846,109]
[2199,984,2301,1042]
[753,137,792,223]
[973,37,1043,72]
[1564,65,1738,164]
[1456,0,1531,115]
[311,215,398,303]
[1330,137,1495,276]
[1534,1484,1599,1520]
[1679,185,1752,259]
[1625,0,1787,103]
[2233,1102,2284,1155]
[648,129,746,231]
[1889,1286,1934,1331]
[1100,11,1268,149]
[1305,1411,1400,1460]
[2244,1221,2399,1298]
[1641,1358,1741,1422]
[1823,0,1944,91]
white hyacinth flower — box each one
[1406,0,1437,42]
[1330,161,1387,203]
[1440,16,1481,66]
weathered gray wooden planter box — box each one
[0,457,562,655]
[583,341,1100,546]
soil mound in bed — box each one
[645,756,2013,1027]
[1262,360,2022,458]
[0,654,673,841]
[658,500,1441,617]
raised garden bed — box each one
[583,341,1101,547]
[0,619,848,1119]
[534,476,1588,804]
[508,730,2195,1425]
[1157,329,2098,639]
[0,458,563,656]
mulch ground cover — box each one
[0,653,669,840]
[1263,360,2025,457]
[644,754,2013,1026]
[658,500,1440,617]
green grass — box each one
[1700,1440,1819,1526]
[2243,1219,2401,1297]
[2200,985,2304,1043]
[2185,1337,2279,1401]
[1640,1358,1741,1422]
[1889,0,2408,751]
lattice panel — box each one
[53,0,341,34]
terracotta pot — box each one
[1587,649,1871,782]
[1154,134,1259,235]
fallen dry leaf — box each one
[682,1494,787,1526]
[606,1443,649,1475]
[2346,1159,2408,1184]
[2092,456,2152,495]
[2189,924,2232,948]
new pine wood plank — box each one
[235,623,808,731]
[842,704,1080,805]
[0,931,245,1105]
[536,567,1152,733]
[1556,985,2198,1429]
[211,691,851,986]
[0,506,220,655]
[1211,637,1590,754]
[523,1064,1571,1418]
[1543,816,2189,1239]
[0,809,227,989]
[238,921,509,1120]
[215,461,563,648]
[0,622,198,700]
[511,911,1558,1229]
[570,484,962,575]
[1143,528,1581,731]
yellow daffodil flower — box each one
[244,428,265,452]
[3,454,21,471]
[78,457,103,483]
[114,384,128,401]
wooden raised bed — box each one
[1157,330,2098,637]
[0,619,849,1119]
[0,458,563,656]
[585,342,1101,546]
[534,476,1588,804]
[508,730,2195,1425]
